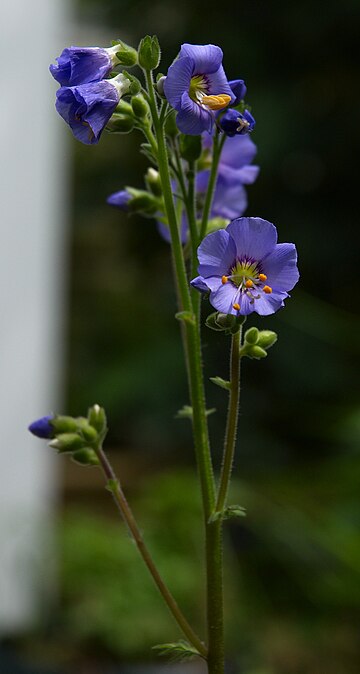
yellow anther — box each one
[263,285,272,294]
[233,303,240,311]
[201,94,231,110]
[221,275,228,284]
[259,273,267,281]
[245,279,254,288]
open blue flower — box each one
[197,133,259,220]
[191,217,299,316]
[28,415,54,439]
[164,43,235,135]
[50,46,120,86]
[55,74,130,145]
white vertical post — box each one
[0,0,70,632]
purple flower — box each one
[191,217,299,316]
[220,108,255,137]
[50,45,120,86]
[229,79,247,105]
[55,74,130,145]
[107,190,132,210]
[197,134,259,220]
[28,415,54,439]
[164,43,235,135]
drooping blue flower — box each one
[229,79,247,105]
[163,43,235,135]
[50,46,120,87]
[55,74,130,145]
[107,190,132,210]
[220,108,255,137]
[28,415,54,439]
[197,133,259,220]
[191,217,299,316]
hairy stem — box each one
[199,132,226,241]
[96,446,207,657]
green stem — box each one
[96,446,207,658]
[216,327,242,513]
[199,132,226,240]
[206,520,224,674]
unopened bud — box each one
[72,448,100,466]
[244,327,259,345]
[50,433,85,453]
[76,419,99,443]
[247,345,268,359]
[138,35,161,70]
[114,42,138,67]
[145,168,162,197]
[131,94,150,118]
[156,75,166,96]
[257,330,278,349]
[88,404,107,435]
[107,113,134,134]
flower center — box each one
[221,258,272,311]
[189,75,231,111]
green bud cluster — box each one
[49,404,107,466]
[107,99,134,134]
[138,35,161,70]
[126,187,160,215]
[240,328,278,359]
[206,311,246,335]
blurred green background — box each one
[15,1,360,673]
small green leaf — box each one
[175,310,195,325]
[210,376,231,391]
[175,405,193,420]
[106,479,120,493]
[140,142,157,165]
[209,504,246,523]
[153,640,202,662]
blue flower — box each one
[164,43,235,135]
[229,79,247,105]
[220,108,255,137]
[55,74,130,145]
[28,415,54,439]
[191,217,299,316]
[50,45,120,86]
[197,133,259,220]
[107,190,132,210]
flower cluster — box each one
[50,45,131,144]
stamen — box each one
[245,279,254,288]
[236,118,250,133]
[201,94,231,111]
[263,285,272,294]
[259,273,267,281]
[233,303,240,311]
[221,275,228,284]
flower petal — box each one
[263,243,299,291]
[190,275,210,293]
[221,134,258,170]
[198,228,236,276]
[163,56,194,110]
[210,283,239,314]
[229,79,247,105]
[206,66,235,102]
[211,178,247,220]
[227,217,278,261]
[176,92,213,135]
[180,44,223,74]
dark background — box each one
[9,1,360,673]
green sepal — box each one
[257,330,278,349]
[153,640,202,662]
[106,113,134,134]
[244,326,259,345]
[145,168,162,197]
[179,134,202,162]
[240,344,268,359]
[115,42,138,67]
[71,448,99,466]
[49,432,85,453]
[106,478,120,493]
[51,415,79,434]
[209,505,246,523]
[131,94,150,118]
[209,376,231,391]
[76,418,99,443]
[87,404,107,435]
[175,310,195,325]
[138,35,161,70]
[126,187,160,215]
[176,405,215,420]
[205,311,246,334]
[122,70,142,95]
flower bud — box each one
[131,94,150,119]
[28,415,55,439]
[107,113,134,134]
[257,330,278,349]
[138,35,161,70]
[145,168,162,197]
[126,188,160,215]
[72,448,99,466]
[76,419,99,443]
[244,327,259,345]
[114,42,138,67]
[49,433,85,453]
[156,75,166,96]
[247,345,268,359]
[179,134,202,162]
[87,404,107,435]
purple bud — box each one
[107,190,132,211]
[28,415,54,439]
[229,79,247,105]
